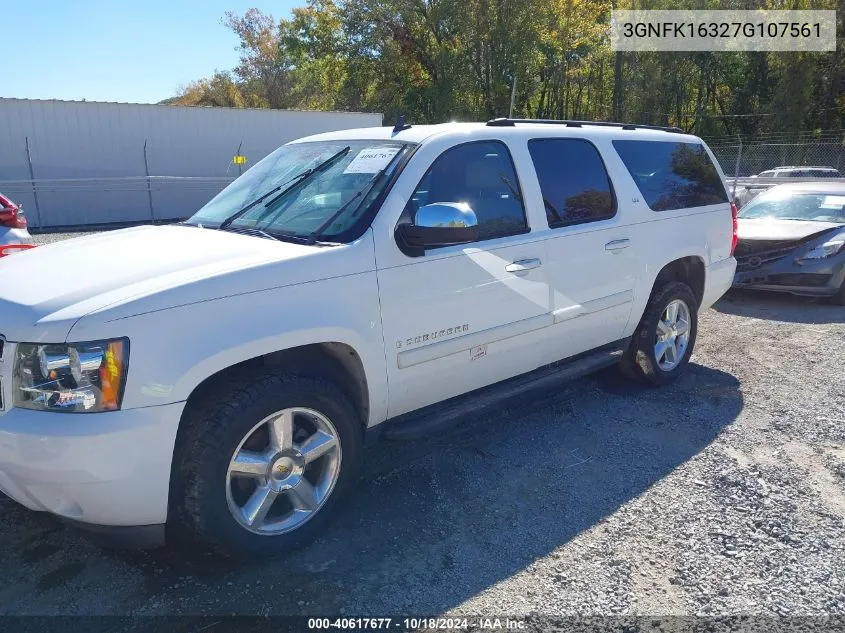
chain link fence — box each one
[706,134,845,179]
[705,133,845,207]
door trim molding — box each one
[552,289,633,324]
[397,289,633,369]
[397,313,553,369]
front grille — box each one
[734,239,801,257]
[734,239,800,272]
[767,273,832,288]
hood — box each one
[736,218,843,242]
[0,225,372,342]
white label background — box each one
[344,147,401,174]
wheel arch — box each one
[180,341,371,434]
[650,256,706,307]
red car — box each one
[0,193,35,257]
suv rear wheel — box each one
[170,370,362,556]
[620,281,698,386]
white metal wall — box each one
[0,99,383,228]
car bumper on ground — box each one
[701,257,737,309]
[732,253,845,297]
[0,401,184,541]
[0,227,34,247]
[0,227,35,257]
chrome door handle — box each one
[605,239,631,252]
[505,258,542,273]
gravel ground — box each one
[3,233,845,620]
[31,231,102,245]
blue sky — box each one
[4,0,299,104]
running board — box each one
[381,338,630,441]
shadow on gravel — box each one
[714,288,845,325]
[0,363,743,617]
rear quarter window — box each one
[613,140,728,211]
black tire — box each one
[169,369,362,556]
[619,281,699,386]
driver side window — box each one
[406,141,528,242]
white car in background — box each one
[0,119,736,555]
[756,166,841,179]
[0,193,34,257]
[734,167,844,208]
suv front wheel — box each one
[170,370,362,556]
[620,281,698,386]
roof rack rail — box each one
[486,117,685,134]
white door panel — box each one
[525,136,639,351]
[372,137,555,419]
[377,239,550,417]
[544,224,636,345]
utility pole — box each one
[509,75,517,119]
[732,135,743,203]
[612,0,623,121]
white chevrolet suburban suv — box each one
[0,119,737,555]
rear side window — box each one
[613,140,728,211]
[528,138,616,227]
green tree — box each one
[165,0,844,139]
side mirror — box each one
[397,202,479,252]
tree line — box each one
[167,0,844,138]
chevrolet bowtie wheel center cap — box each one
[270,454,302,483]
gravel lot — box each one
[31,230,102,245]
[3,232,844,619]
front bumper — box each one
[0,401,184,529]
[732,253,845,297]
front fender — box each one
[67,272,388,427]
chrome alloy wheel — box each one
[654,298,691,371]
[225,407,342,535]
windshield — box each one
[739,190,845,223]
[188,140,411,240]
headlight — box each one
[799,231,845,261]
[13,339,129,412]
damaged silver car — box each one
[733,182,845,305]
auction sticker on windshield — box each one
[344,147,401,174]
[821,196,845,209]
